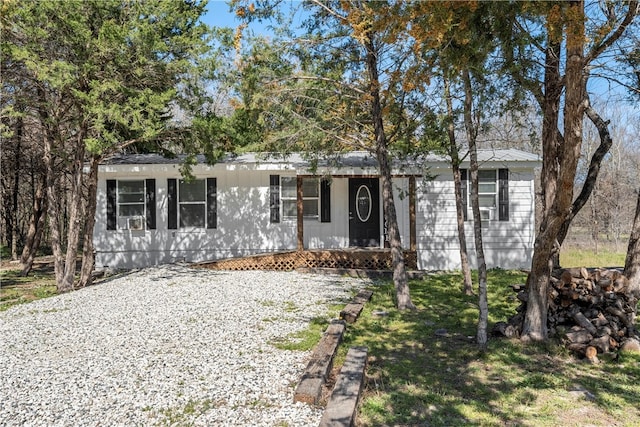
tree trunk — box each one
[444,76,473,295]
[58,130,88,291]
[11,112,23,260]
[462,70,488,350]
[624,190,640,297]
[42,124,65,286]
[523,1,586,342]
[523,37,562,341]
[364,31,415,310]
[78,156,100,288]
[20,175,48,276]
[553,101,613,267]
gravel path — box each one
[0,265,367,426]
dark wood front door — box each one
[349,178,380,247]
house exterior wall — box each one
[95,163,412,268]
[302,177,410,250]
[94,153,537,271]
[95,163,299,268]
[415,167,536,270]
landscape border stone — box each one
[318,346,368,427]
[294,320,346,405]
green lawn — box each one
[0,268,58,311]
[560,247,627,268]
[337,270,640,426]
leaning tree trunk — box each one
[552,100,614,267]
[444,76,473,295]
[364,31,415,310]
[624,190,640,298]
[20,174,48,276]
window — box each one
[167,178,217,229]
[478,170,497,220]
[281,177,319,219]
[302,178,320,218]
[270,175,330,223]
[118,180,145,228]
[281,177,297,219]
[106,179,156,231]
[179,179,206,228]
[461,168,509,222]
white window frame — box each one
[117,180,145,230]
[477,169,497,221]
[281,177,320,220]
[178,179,206,228]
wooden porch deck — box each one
[197,249,418,272]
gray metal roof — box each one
[103,149,540,166]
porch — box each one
[197,249,418,272]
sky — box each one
[199,0,290,34]
[199,1,239,29]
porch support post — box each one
[409,176,416,251]
[297,176,304,251]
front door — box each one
[349,178,380,247]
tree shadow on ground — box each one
[341,271,640,426]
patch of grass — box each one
[283,300,298,313]
[560,247,626,268]
[271,302,344,351]
[272,315,333,351]
[0,269,58,311]
[343,270,640,426]
[259,299,276,307]
[154,398,221,426]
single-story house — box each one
[94,149,541,270]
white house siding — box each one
[415,167,535,270]
[303,177,410,249]
[94,163,298,268]
[304,178,349,249]
[95,150,539,270]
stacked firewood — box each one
[494,267,640,362]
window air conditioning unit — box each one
[479,208,494,221]
[128,216,144,231]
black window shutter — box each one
[460,169,468,221]
[145,179,156,230]
[499,168,509,221]
[269,175,280,223]
[167,178,177,230]
[106,179,117,230]
[207,178,217,229]
[320,178,331,223]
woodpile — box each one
[494,267,640,362]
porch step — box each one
[294,320,346,405]
[318,346,368,427]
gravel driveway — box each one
[0,265,366,426]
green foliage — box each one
[2,0,211,157]
[341,270,640,426]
